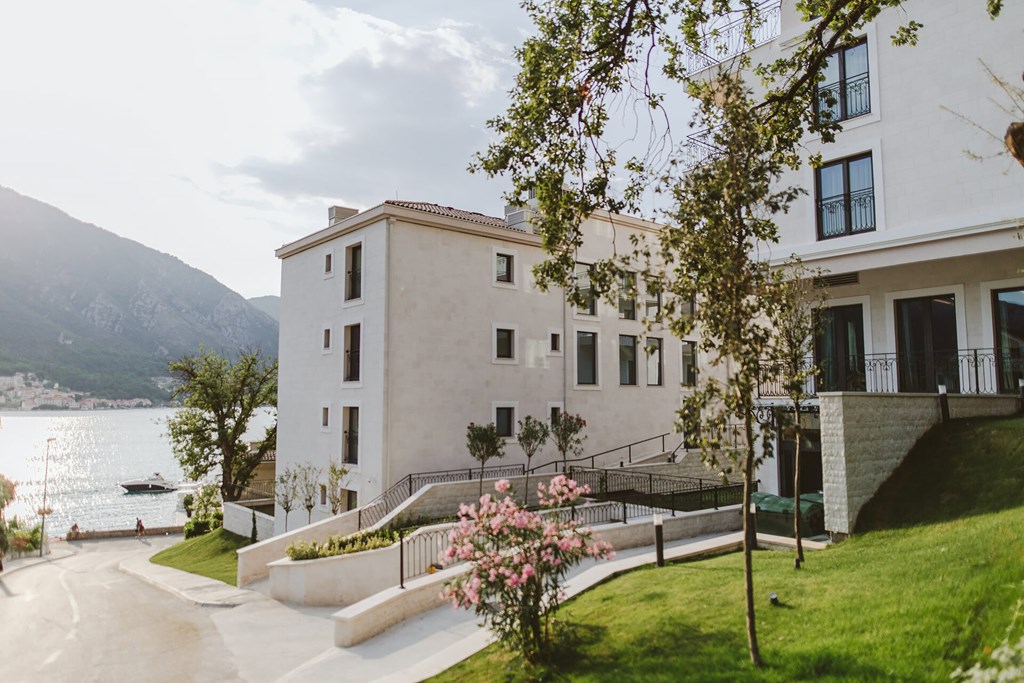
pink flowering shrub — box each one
[440,475,614,662]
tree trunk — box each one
[523,458,531,508]
[793,401,804,567]
[742,413,763,667]
[479,461,485,498]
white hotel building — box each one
[688,1,1024,507]
[273,201,694,533]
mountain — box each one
[0,187,279,401]
[248,295,280,322]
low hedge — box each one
[286,527,400,561]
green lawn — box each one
[435,416,1024,682]
[150,527,250,586]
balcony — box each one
[815,72,871,123]
[683,0,782,75]
[345,349,360,382]
[758,349,1024,398]
[817,187,875,239]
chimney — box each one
[329,206,359,225]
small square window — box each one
[323,328,332,350]
[320,484,327,506]
[496,253,514,283]
[345,489,358,510]
[550,332,561,352]
[321,406,330,428]
[496,328,515,359]
[550,406,562,423]
[495,406,515,437]
[324,252,333,275]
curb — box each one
[118,551,264,609]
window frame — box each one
[646,337,663,386]
[342,405,360,465]
[344,241,363,303]
[575,328,600,388]
[321,404,331,431]
[493,247,519,290]
[618,273,637,320]
[323,250,335,279]
[343,322,362,384]
[492,401,519,440]
[619,334,638,386]
[547,327,564,356]
[574,262,598,317]
[815,37,870,124]
[815,152,876,241]
[681,340,698,388]
[322,326,333,354]
[492,323,520,365]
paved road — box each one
[1,536,243,683]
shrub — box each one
[441,476,614,663]
[183,518,212,539]
[285,527,401,561]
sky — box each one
[0,1,533,298]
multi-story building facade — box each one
[274,201,694,533]
[688,1,1024,499]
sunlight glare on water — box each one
[0,407,274,533]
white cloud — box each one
[0,0,524,297]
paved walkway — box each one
[3,530,825,682]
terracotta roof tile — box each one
[384,200,525,232]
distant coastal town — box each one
[0,372,162,410]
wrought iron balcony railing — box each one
[817,186,876,239]
[816,72,871,123]
[758,349,1024,398]
[684,0,782,75]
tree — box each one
[326,459,351,516]
[549,413,586,471]
[275,468,298,532]
[516,415,550,506]
[768,260,826,569]
[0,474,14,571]
[441,476,614,664]
[466,422,506,497]
[166,347,277,502]
[295,462,323,525]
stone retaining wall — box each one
[223,501,274,542]
[820,392,1018,536]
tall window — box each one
[619,335,638,385]
[618,273,636,320]
[496,328,515,359]
[344,324,361,382]
[815,304,866,392]
[496,253,514,283]
[646,338,663,386]
[495,406,515,437]
[322,328,332,351]
[896,294,959,393]
[817,153,875,240]
[644,279,661,321]
[321,406,330,428]
[575,263,597,316]
[345,243,362,301]
[343,406,359,464]
[324,252,333,275]
[681,341,697,387]
[577,331,598,385]
[994,288,1024,393]
[816,39,870,123]
[345,489,358,510]
[550,332,561,352]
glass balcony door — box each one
[814,304,865,392]
[896,294,959,393]
[993,288,1024,393]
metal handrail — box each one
[527,432,673,474]
[684,0,782,74]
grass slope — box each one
[435,416,1024,682]
[150,528,249,586]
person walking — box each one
[135,517,145,538]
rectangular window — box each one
[550,406,562,423]
[320,484,327,506]
[680,294,696,320]
[577,331,598,385]
[323,328,332,350]
[496,328,515,359]
[645,279,661,321]
[817,153,875,240]
[994,288,1024,393]
[550,332,561,352]
[343,406,359,464]
[816,39,870,123]
[321,406,330,428]
[324,252,333,275]
[618,273,636,320]
[619,335,638,385]
[345,243,362,301]
[575,263,597,316]
[681,341,697,387]
[646,338,663,386]
[495,406,515,437]
[344,324,361,382]
[496,253,514,283]
[345,489,358,511]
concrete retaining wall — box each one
[820,392,1018,535]
[269,541,400,607]
[236,508,360,586]
[223,502,274,542]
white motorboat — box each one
[120,473,178,493]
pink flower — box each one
[495,479,511,493]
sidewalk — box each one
[109,529,825,682]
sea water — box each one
[0,408,275,533]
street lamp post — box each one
[40,437,55,558]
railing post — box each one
[648,472,653,494]
[628,444,632,464]
[399,529,405,590]
[973,348,980,394]
[699,479,703,508]
[714,486,719,510]
[671,490,676,517]
[358,508,362,530]
[662,434,666,452]
[408,476,414,499]
[622,501,627,524]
